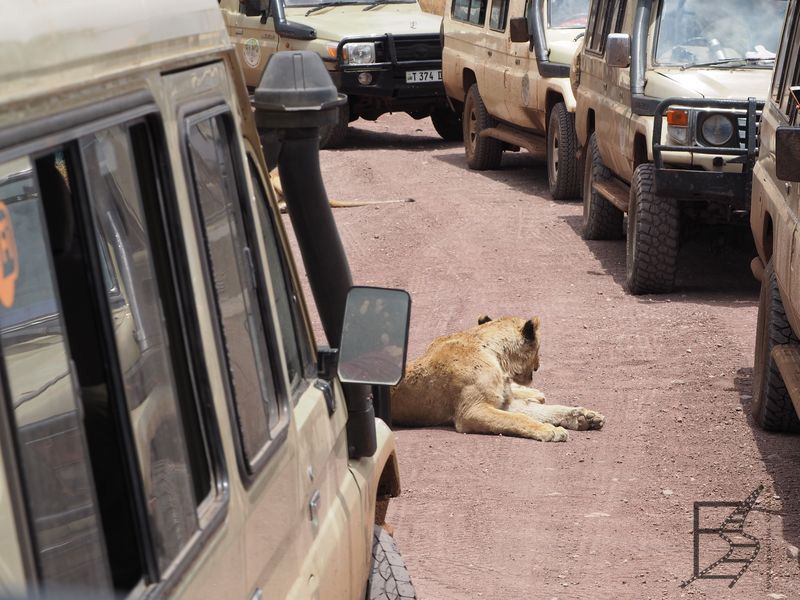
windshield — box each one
[548,0,589,29]
[655,0,787,67]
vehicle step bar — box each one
[480,125,546,157]
[592,177,630,212]
[772,345,800,417]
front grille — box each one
[373,35,441,65]
[737,109,762,151]
[393,36,441,62]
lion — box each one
[390,315,605,442]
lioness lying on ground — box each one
[391,316,605,442]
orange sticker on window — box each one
[0,202,19,308]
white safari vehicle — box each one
[750,0,800,433]
[575,0,786,294]
[0,1,415,598]
[442,0,588,199]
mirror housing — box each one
[337,287,412,386]
[606,33,631,68]
[509,17,529,43]
[776,126,800,183]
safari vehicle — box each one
[749,0,800,433]
[220,0,461,147]
[441,0,588,199]
[0,1,416,598]
[575,0,786,294]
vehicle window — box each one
[584,0,624,53]
[80,123,208,574]
[248,161,316,397]
[548,0,589,29]
[654,0,786,67]
[488,0,509,30]
[452,0,488,25]
[0,157,112,592]
[185,111,287,472]
[774,7,800,117]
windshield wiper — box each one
[363,0,410,11]
[681,56,775,70]
[305,1,360,16]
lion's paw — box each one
[557,408,605,431]
[537,424,569,442]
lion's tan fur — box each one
[391,316,605,442]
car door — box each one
[482,0,513,121]
[224,3,281,89]
[245,152,366,599]
[505,0,539,126]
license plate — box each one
[405,69,442,83]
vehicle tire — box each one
[463,84,502,170]
[626,162,680,294]
[547,102,581,200]
[752,260,800,432]
[320,103,349,149]
[431,107,463,141]
[582,132,623,240]
[367,526,417,600]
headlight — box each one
[342,42,376,65]
[699,114,735,147]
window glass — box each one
[489,0,509,30]
[186,113,283,468]
[654,0,786,66]
[453,0,488,24]
[548,0,589,29]
[80,125,199,573]
[249,161,315,396]
[0,157,111,591]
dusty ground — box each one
[295,113,800,599]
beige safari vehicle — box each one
[220,0,461,147]
[575,0,786,294]
[749,2,800,433]
[442,0,588,199]
[0,1,416,598]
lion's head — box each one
[477,315,541,385]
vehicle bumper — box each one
[337,68,446,101]
[652,97,762,209]
[654,169,751,208]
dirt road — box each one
[313,114,800,599]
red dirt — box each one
[297,113,800,599]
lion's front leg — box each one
[508,400,605,431]
[510,383,546,404]
[455,403,568,442]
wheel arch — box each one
[545,90,565,123]
[633,132,648,169]
[462,69,477,96]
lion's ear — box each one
[522,317,540,340]
[478,315,493,325]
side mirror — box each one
[337,287,411,386]
[606,33,631,68]
[776,126,800,183]
[509,17,529,43]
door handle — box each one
[309,490,321,533]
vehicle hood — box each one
[285,3,441,39]
[648,68,772,100]
[546,28,582,65]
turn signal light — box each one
[666,109,689,127]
